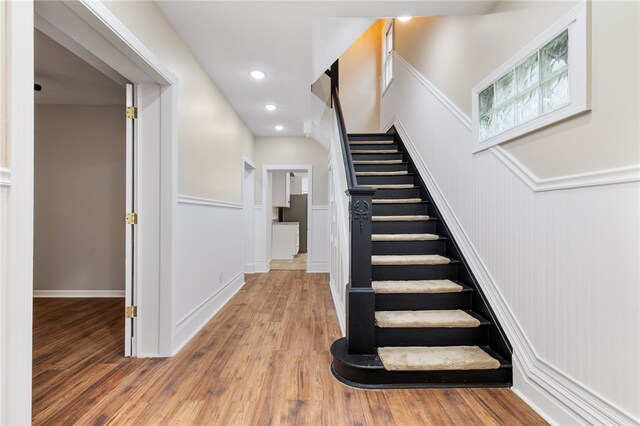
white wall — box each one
[34,105,125,294]
[339,20,383,133]
[381,51,640,425]
[172,199,245,352]
[394,1,640,181]
[102,1,254,202]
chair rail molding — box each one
[390,52,640,192]
[177,194,243,209]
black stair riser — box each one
[352,153,404,161]
[330,339,512,389]
[373,188,422,199]
[357,175,415,185]
[373,203,430,216]
[332,361,512,389]
[372,221,436,234]
[372,263,459,281]
[376,326,488,347]
[372,240,446,255]
[355,164,409,173]
[348,134,395,142]
[349,144,399,151]
[375,291,472,311]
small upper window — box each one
[478,30,569,142]
[383,21,394,90]
[472,2,589,152]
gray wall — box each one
[34,105,126,291]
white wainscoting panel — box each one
[253,205,269,272]
[173,196,246,354]
[308,206,330,273]
[381,54,640,424]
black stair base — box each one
[330,338,512,389]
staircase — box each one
[330,131,513,388]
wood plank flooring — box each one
[270,253,307,271]
[33,272,547,425]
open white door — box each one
[124,83,137,357]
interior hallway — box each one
[270,253,308,271]
[32,272,546,425]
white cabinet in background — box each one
[290,175,303,195]
[272,172,291,207]
[272,222,299,259]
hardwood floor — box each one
[33,272,547,425]
[270,253,308,271]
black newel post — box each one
[346,188,376,354]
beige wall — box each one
[395,1,640,179]
[254,137,328,205]
[339,20,383,133]
[103,0,254,203]
[34,105,125,291]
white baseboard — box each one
[33,289,125,298]
[172,272,245,355]
[243,263,255,274]
[307,261,329,273]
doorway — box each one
[31,28,136,419]
[262,165,313,272]
[3,2,178,421]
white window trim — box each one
[382,19,394,95]
[471,1,590,153]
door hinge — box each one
[125,306,138,318]
[126,106,138,119]
[126,212,138,225]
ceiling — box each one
[154,1,496,137]
[34,29,126,105]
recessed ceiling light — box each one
[275,125,284,131]
[250,70,266,80]
[265,104,277,111]
[397,16,413,22]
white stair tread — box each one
[372,280,463,294]
[353,160,403,165]
[372,215,429,222]
[372,198,422,204]
[351,150,398,154]
[350,140,394,145]
[371,254,450,265]
[372,234,439,241]
[368,184,414,189]
[375,310,480,328]
[356,171,408,176]
[378,346,501,371]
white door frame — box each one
[262,165,314,271]
[242,157,256,274]
[2,1,177,422]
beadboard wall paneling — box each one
[380,54,640,424]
